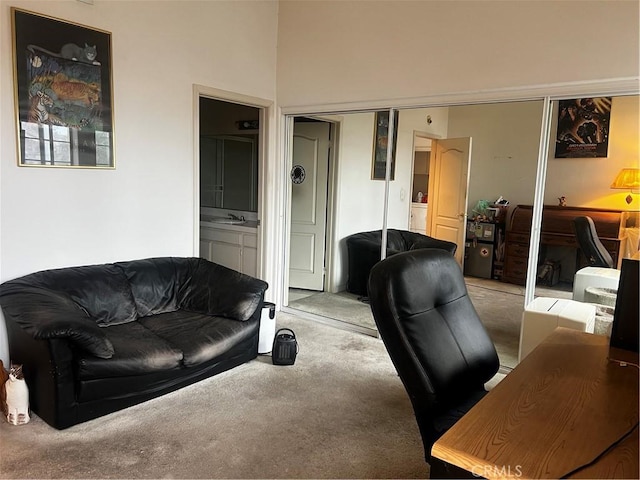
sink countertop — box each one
[200,219,258,232]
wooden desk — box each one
[503,205,631,285]
[430,328,639,479]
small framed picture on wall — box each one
[372,110,398,180]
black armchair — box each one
[367,249,499,462]
[572,216,614,268]
[346,229,457,296]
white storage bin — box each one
[258,302,276,354]
[519,298,595,362]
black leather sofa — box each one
[0,257,268,429]
[346,229,457,296]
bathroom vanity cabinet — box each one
[200,225,257,277]
[410,202,428,234]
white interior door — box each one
[426,137,472,266]
[289,122,331,290]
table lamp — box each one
[610,168,640,204]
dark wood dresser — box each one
[502,205,631,285]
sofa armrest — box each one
[4,314,79,429]
[346,236,385,296]
[0,285,114,359]
[180,259,268,321]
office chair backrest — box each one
[368,249,499,405]
[572,216,614,268]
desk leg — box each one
[429,457,480,479]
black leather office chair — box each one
[572,216,614,268]
[368,249,499,462]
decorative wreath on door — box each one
[291,165,306,184]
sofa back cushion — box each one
[387,230,411,252]
[401,231,458,255]
[13,264,138,326]
[181,259,268,321]
[116,257,198,317]
[347,230,407,253]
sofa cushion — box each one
[77,321,183,379]
[9,264,138,326]
[139,311,258,367]
[116,257,198,317]
[181,259,267,321]
[387,230,408,251]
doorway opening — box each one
[195,88,269,278]
[408,134,431,235]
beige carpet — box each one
[289,291,376,332]
[466,284,523,368]
[0,313,428,479]
[290,279,532,369]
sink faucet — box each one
[228,213,245,221]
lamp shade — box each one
[611,168,640,204]
[610,168,640,190]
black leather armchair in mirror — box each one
[367,249,499,462]
[346,229,457,297]
[572,216,614,268]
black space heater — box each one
[272,328,298,365]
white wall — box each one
[277,0,639,107]
[446,101,544,212]
[0,0,278,366]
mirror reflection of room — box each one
[516,95,640,365]
[535,96,639,294]
[285,102,541,363]
[284,95,639,371]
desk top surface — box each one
[431,328,639,479]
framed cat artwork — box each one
[11,8,115,168]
